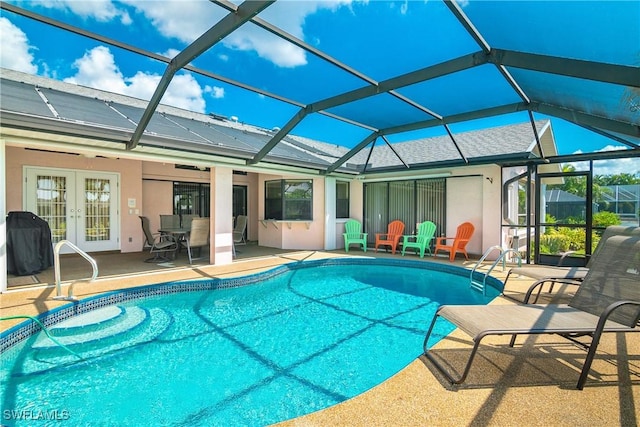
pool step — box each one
[33,306,149,349]
[43,305,126,337]
[17,306,172,375]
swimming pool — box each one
[1,259,502,426]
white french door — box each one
[24,167,120,253]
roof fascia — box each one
[535,120,559,158]
[357,153,537,174]
[0,112,132,144]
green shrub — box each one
[592,211,621,228]
[540,227,586,253]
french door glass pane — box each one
[36,175,67,243]
[85,178,111,241]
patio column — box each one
[0,138,6,292]
[324,177,337,250]
[211,166,234,265]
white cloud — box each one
[572,145,640,176]
[64,46,207,112]
[37,0,131,24]
[160,48,182,60]
[64,46,127,93]
[211,86,225,99]
[593,159,640,178]
[121,0,352,68]
[0,17,38,74]
[120,1,217,42]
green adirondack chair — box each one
[343,219,368,252]
[401,221,436,258]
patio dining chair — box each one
[232,215,248,257]
[140,216,178,263]
[233,215,248,246]
[180,214,199,229]
[160,214,180,230]
[181,217,210,264]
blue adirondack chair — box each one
[402,221,436,258]
[343,219,368,252]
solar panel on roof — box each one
[163,114,257,152]
[109,103,209,143]
[39,88,135,130]
[0,80,55,118]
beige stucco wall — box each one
[446,165,502,258]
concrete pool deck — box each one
[2,249,639,426]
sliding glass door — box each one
[363,178,445,244]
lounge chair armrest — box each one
[597,300,640,329]
[557,251,577,266]
[523,278,582,304]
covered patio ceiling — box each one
[1,0,639,175]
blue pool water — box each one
[1,260,501,426]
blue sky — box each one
[1,0,638,176]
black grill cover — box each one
[7,211,54,276]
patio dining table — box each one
[159,227,190,254]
